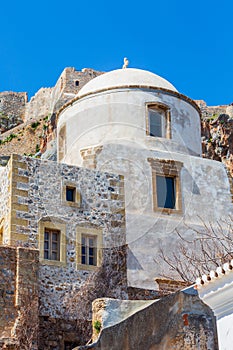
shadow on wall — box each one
[127,248,143,270]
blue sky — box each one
[0,0,232,106]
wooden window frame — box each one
[146,103,171,139]
[76,227,102,271]
[44,228,60,261]
[81,235,97,266]
[148,158,183,214]
[39,219,66,266]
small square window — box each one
[44,229,60,261]
[81,235,97,266]
[62,182,81,207]
[156,175,176,209]
[75,80,79,86]
[66,186,76,202]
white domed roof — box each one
[78,68,178,97]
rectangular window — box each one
[62,182,81,207]
[148,158,183,214]
[44,229,60,261]
[81,235,97,266]
[156,175,176,209]
[66,186,76,202]
[148,107,165,137]
[146,104,171,139]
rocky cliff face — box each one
[196,100,233,177]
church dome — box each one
[78,68,178,97]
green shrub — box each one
[43,115,50,121]
[31,121,40,130]
[93,320,102,334]
[5,134,17,142]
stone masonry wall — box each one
[0,247,18,339]
[0,246,39,350]
[7,154,125,316]
[0,92,27,134]
[12,247,39,350]
[3,154,127,348]
[51,67,103,113]
[39,245,128,349]
[0,160,11,241]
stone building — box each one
[57,67,233,289]
[0,65,232,349]
[0,154,126,349]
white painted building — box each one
[57,67,233,289]
[196,262,233,349]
